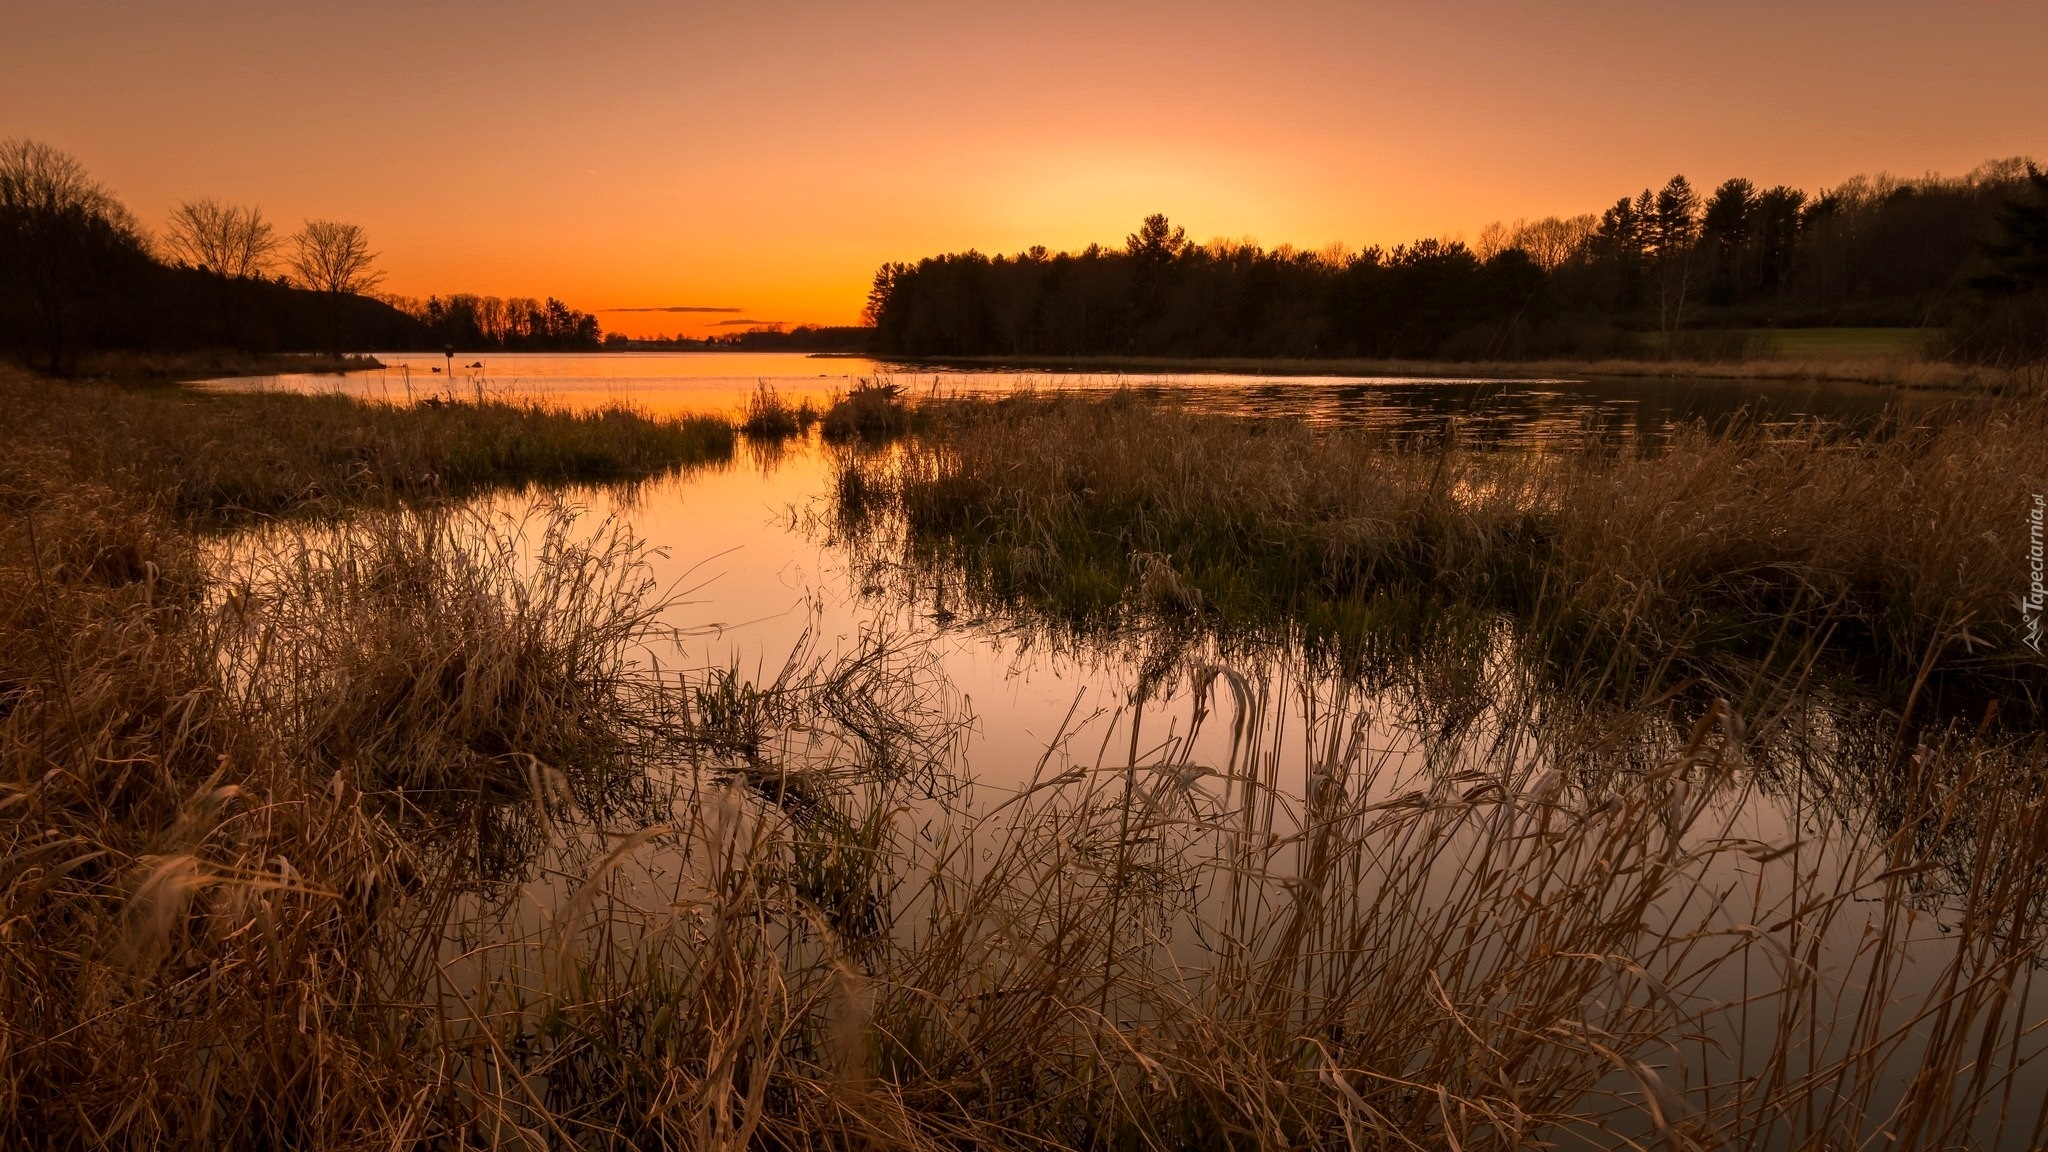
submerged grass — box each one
[822,380,917,443]
[738,383,821,443]
[5,367,2048,1147]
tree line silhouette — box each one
[865,159,2048,364]
[9,136,2041,372]
[605,324,868,352]
[385,294,603,352]
[0,140,604,372]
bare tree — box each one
[1474,220,1512,262]
[287,219,382,295]
[164,199,277,278]
[1510,215,1597,271]
[0,138,149,372]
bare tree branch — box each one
[165,199,278,278]
[287,219,382,295]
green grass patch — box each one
[1739,327,1939,360]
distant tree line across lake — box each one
[8,136,2044,372]
[865,158,2048,364]
[604,324,869,352]
[384,294,603,352]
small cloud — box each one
[713,318,786,327]
[600,305,745,313]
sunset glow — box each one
[6,1,2044,337]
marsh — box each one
[8,354,2045,1148]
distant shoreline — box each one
[871,352,2028,391]
[65,350,387,383]
[107,346,2027,395]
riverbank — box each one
[52,349,388,382]
[0,364,735,521]
[876,351,2035,391]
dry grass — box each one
[739,384,821,443]
[0,492,680,1144]
[3,368,736,523]
[822,381,917,443]
[0,368,723,1145]
[4,369,2048,1148]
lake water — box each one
[204,352,2042,1139]
[211,349,1957,445]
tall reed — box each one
[738,383,821,443]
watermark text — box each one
[2026,493,2045,654]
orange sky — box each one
[5,1,2045,337]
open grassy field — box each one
[1737,326,1941,361]
[4,370,2048,1148]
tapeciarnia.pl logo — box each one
[2026,493,2045,655]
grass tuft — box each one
[738,382,821,442]
[822,379,915,442]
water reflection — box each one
[202,350,1966,446]
[1166,373,1966,445]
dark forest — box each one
[865,160,2048,364]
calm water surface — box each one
[208,349,1955,444]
